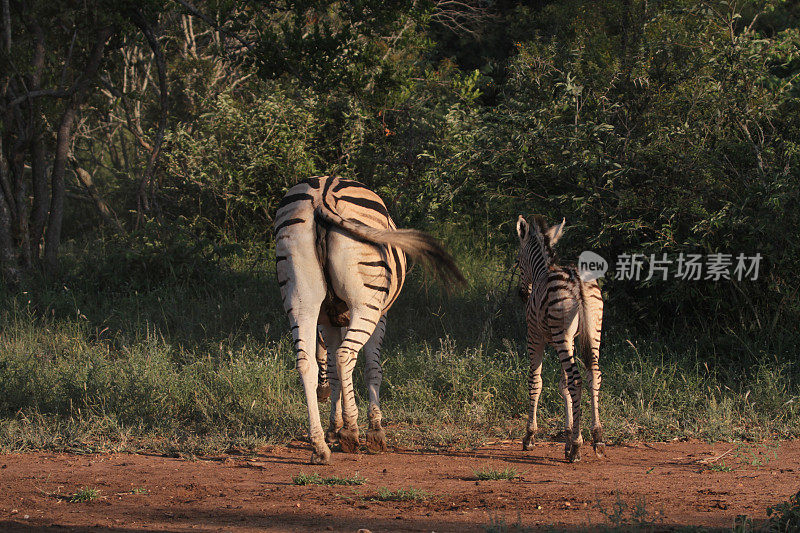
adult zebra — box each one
[274,176,463,464]
[516,215,605,462]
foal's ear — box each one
[546,218,566,245]
[516,215,529,242]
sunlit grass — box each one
[0,243,798,455]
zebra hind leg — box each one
[320,324,343,446]
[523,334,545,451]
[585,335,605,459]
[558,363,584,463]
[364,315,388,453]
[336,305,384,454]
[315,329,331,403]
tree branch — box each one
[44,25,115,273]
[72,165,124,232]
[172,0,255,52]
[131,9,168,218]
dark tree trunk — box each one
[0,135,18,282]
[43,25,113,274]
[29,130,48,260]
[28,21,48,263]
[43,106,77,273]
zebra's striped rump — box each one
[516,214,605,463]
[274,176,463,464]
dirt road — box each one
[0,439,797,532]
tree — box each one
[0,0,168,277]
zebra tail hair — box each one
[314,205,465,286]
[577,280,592,363]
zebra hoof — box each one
[310,445,331,465]
[366,428,388,453]
[568,446,582,463]
[522,432,535,451]
[325,428,340,445]
[316,382,331,403]
[593,442,607,459]
[339,428,360,453]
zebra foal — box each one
[275,176,463,464]
[516,215,605,462]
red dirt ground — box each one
[0,439,798,532]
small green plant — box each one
[292,472,367,486]
[371,487,430,502]
[741,442,779,469]
[484,514,533,533]
[731,514,753,533]
[474,466,518,481]
[703,442,781,473]
[131,487,149,494]
[595,491,660,529]
[765,490,800,532]
[707,461,735,472]
[66,487,100,503]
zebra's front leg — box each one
[556,341,583,463]
[364,315,388,453]
[523,335,545,451]
[336,305,384,454]
[320,325,343,446]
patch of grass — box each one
[370,487,431,502]
[484,514,533,533]
[738,441,780,468]
[292,472,367,486]
[595,491,662,530]
[474,466,518,481]
[0,243,799,454]
[66,487,100,503]
[765,489,800,532]
[701,441,781,473]
[706,461,735,472]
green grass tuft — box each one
[371,487,431,502]
[66,487,100,503]
[292,472,367,486]
[474,466,518,481]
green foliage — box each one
[64,221,234,293]
[462,0,800,334]
[595,491,660,530]
[3,0,800,457]
[292,472,367,486]
[474,466,518,481]
[0,244,798,455]
[765,490,800,532]
[162,88,322,238]
[66,487,100,503]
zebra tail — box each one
[314,205,465,286]
[577,280,592,362]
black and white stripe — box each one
[516,215,605,462]
[274,176,463,464]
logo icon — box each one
[578,251,608,282]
